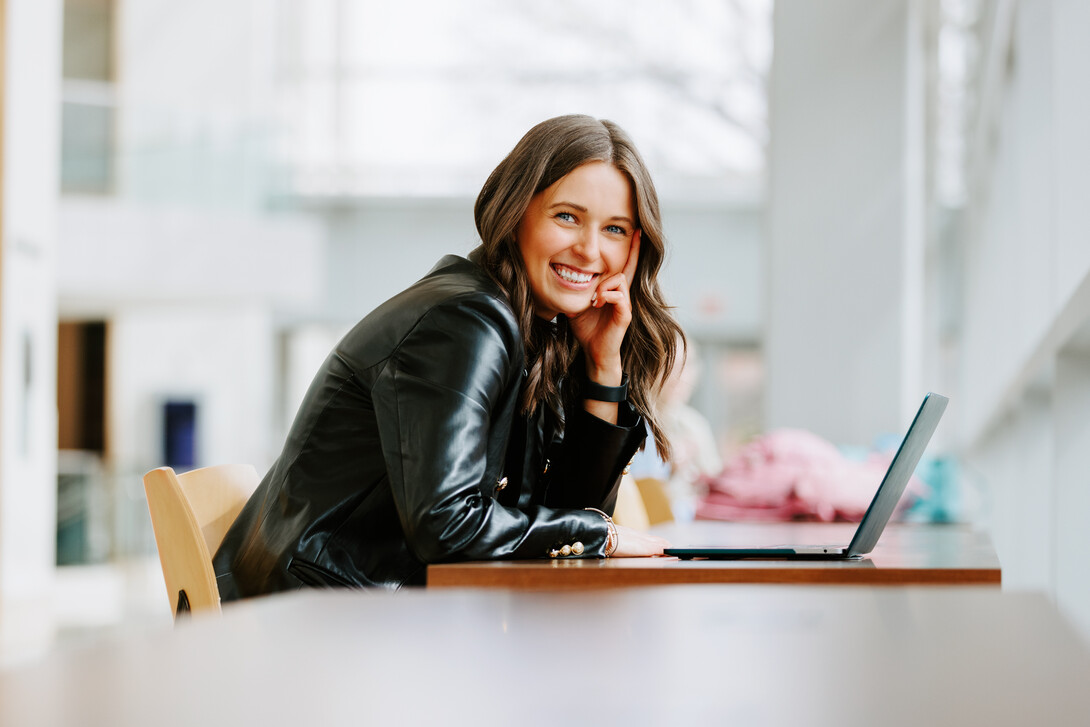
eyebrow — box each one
[547,202,635,228]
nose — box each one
[572,228,601,261]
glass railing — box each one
[56,451,157,567]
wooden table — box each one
[428,522,1002,589]
[0,586,1084,726]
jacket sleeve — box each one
[371,294,614,562]
[539,402,646,516]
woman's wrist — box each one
[584,358,623,387]
[585,507,618,557]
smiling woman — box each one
[516,162,641,429]
[212,115,685,597]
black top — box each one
[213,252,645,596]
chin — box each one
[558,305,591,320]
[535,290,592,320]
[547,294,583,315]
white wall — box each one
[0,0,62,662]
[960,1,1057,441]
[320,199,478,324]
[659,203,763,342]
[115,0,277,210]
[1051,1,1090,308]
[765,0,925,446]
[108,305,280,476]
[959,0,1090,641]
[57,198,324,316]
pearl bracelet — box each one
[584,507,618,557]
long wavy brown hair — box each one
[474,114,685,460]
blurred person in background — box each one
[657,342,723,520]
[214,115,685,597]
[625,340,723,523]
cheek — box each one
[519,222,560,264]
[605,240,630,272]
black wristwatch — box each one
[582,373,629,403]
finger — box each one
[591,266,628,303]
[593,289,630,312]
[594,269,630,300]
[591,279,630,306]
[623,229,641,285]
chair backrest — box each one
[634,476,674,525]
[612,474,650,529]
[143,464,259,620]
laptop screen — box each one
[846,393,949,556]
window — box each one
[61,0,116,194]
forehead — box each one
[541,161,634,211]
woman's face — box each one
[516,161,636,320]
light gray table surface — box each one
[1,584,1087,726]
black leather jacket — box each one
[213,252,645,597]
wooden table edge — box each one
[427,564,1002,589]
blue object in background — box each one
[906,455,962,523]
[163,400,197,469]
[841,436,963,524]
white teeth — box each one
[555,266,593,284]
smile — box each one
[551,264,597,285]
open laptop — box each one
[663,392,949,560]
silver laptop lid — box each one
[846,393,949,557]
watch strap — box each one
[582,374,629,403]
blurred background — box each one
[1,0,1088,662]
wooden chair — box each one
[634,476,675,525]
[143,464,259,620]
[612,474,650,530]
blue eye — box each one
[556,212,575,223]
[606,225,626,235]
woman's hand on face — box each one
[568,230,641,381]
[611,523,671,557]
